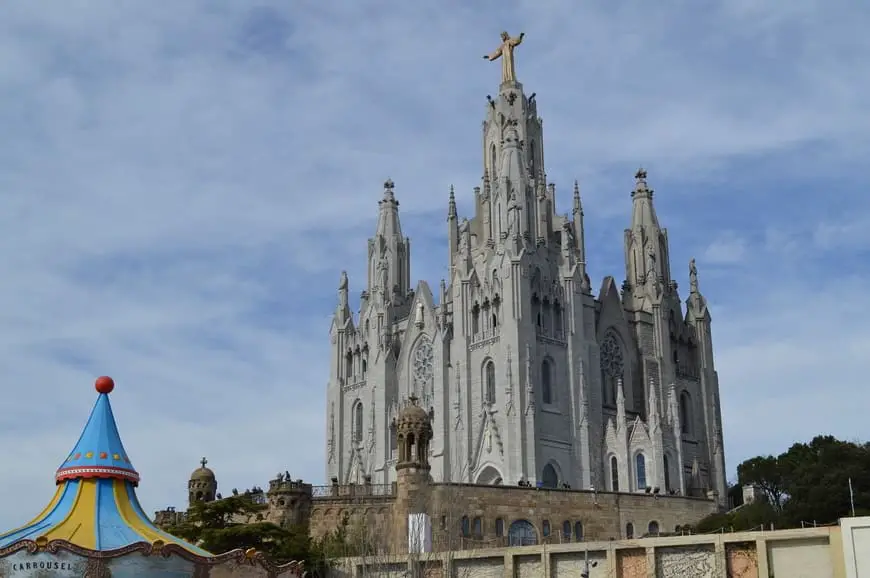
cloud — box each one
[702,233,748,265]
[0,0,867,527]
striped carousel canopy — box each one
[0,376,211,556]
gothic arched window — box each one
[626,523,634,539]
[574,521,584,541]
[485,361,496,404]
[648,521,660,536]
[600,332,625,406]
[354,401,363,443]
[679,391,692,435]
[663,454,671,491]
[635,453,647,490]
[610,456,620,492]
[542,463,558,489]
[489,142,497,180]
[541,359,553,405]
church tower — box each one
[444,31,595,488]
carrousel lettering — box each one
[12,561,73,571]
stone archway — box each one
[508,520,538,546]
[475,465,503,485]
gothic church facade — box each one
[326,68,727,507]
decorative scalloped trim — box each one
[55,466,140,484]
[0,539,306,575]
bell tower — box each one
[393,396,433,553]
[188,457,217,506]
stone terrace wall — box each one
[427,483,717,548]
[335,525,848,578]
[308,483,397,544]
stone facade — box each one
[325,53,727,510]
[157,403,717,557]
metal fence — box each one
[312,483,395,499]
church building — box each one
[326,32,727,507]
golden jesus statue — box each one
[483,31,525,84]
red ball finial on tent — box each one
[95,376,115,394]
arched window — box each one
[553,302,563,338]
[485,361,496,404]
[574,521,584,541]
[600,332,624,406]
[610,456,619,492]
[648,521,660,536]
[542,463,558,489]
[473,517,482,536]
[508,520,538,547]
[542,520,551,537]
[541,359,553,405]
[562,521,571,540]
[354,401,363,443]
[529,140,537,176]
[626,523,634,539]
[679,391,692,435]
[490,142,497,181]
[345,352,353,380]
[663,454,671,492]
[472,304,480,335]
[495,518,504,537]
[361,359,367,379]
[461,516,470,537]
[635,454,647,490]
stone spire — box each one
[369,179,411,301]
[572,180,590,289]
[624,169,673,303]
[447,185,459,272]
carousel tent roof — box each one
[0,376,212,556]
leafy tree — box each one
[697,435,870,532]
[779,435,870,526]
[165,495,315,566]
[737,455,786,509]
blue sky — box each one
[0,0,868,528]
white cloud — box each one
[702,233,748,264]
[0,0,867,527]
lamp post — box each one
[581,548,598,577]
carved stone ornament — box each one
[413,337,434,404]
[600,332,625,378]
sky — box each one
[0,0,868,528]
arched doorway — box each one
[475,465,503,485]
[508,520,538,547]
[541,463,558,488]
